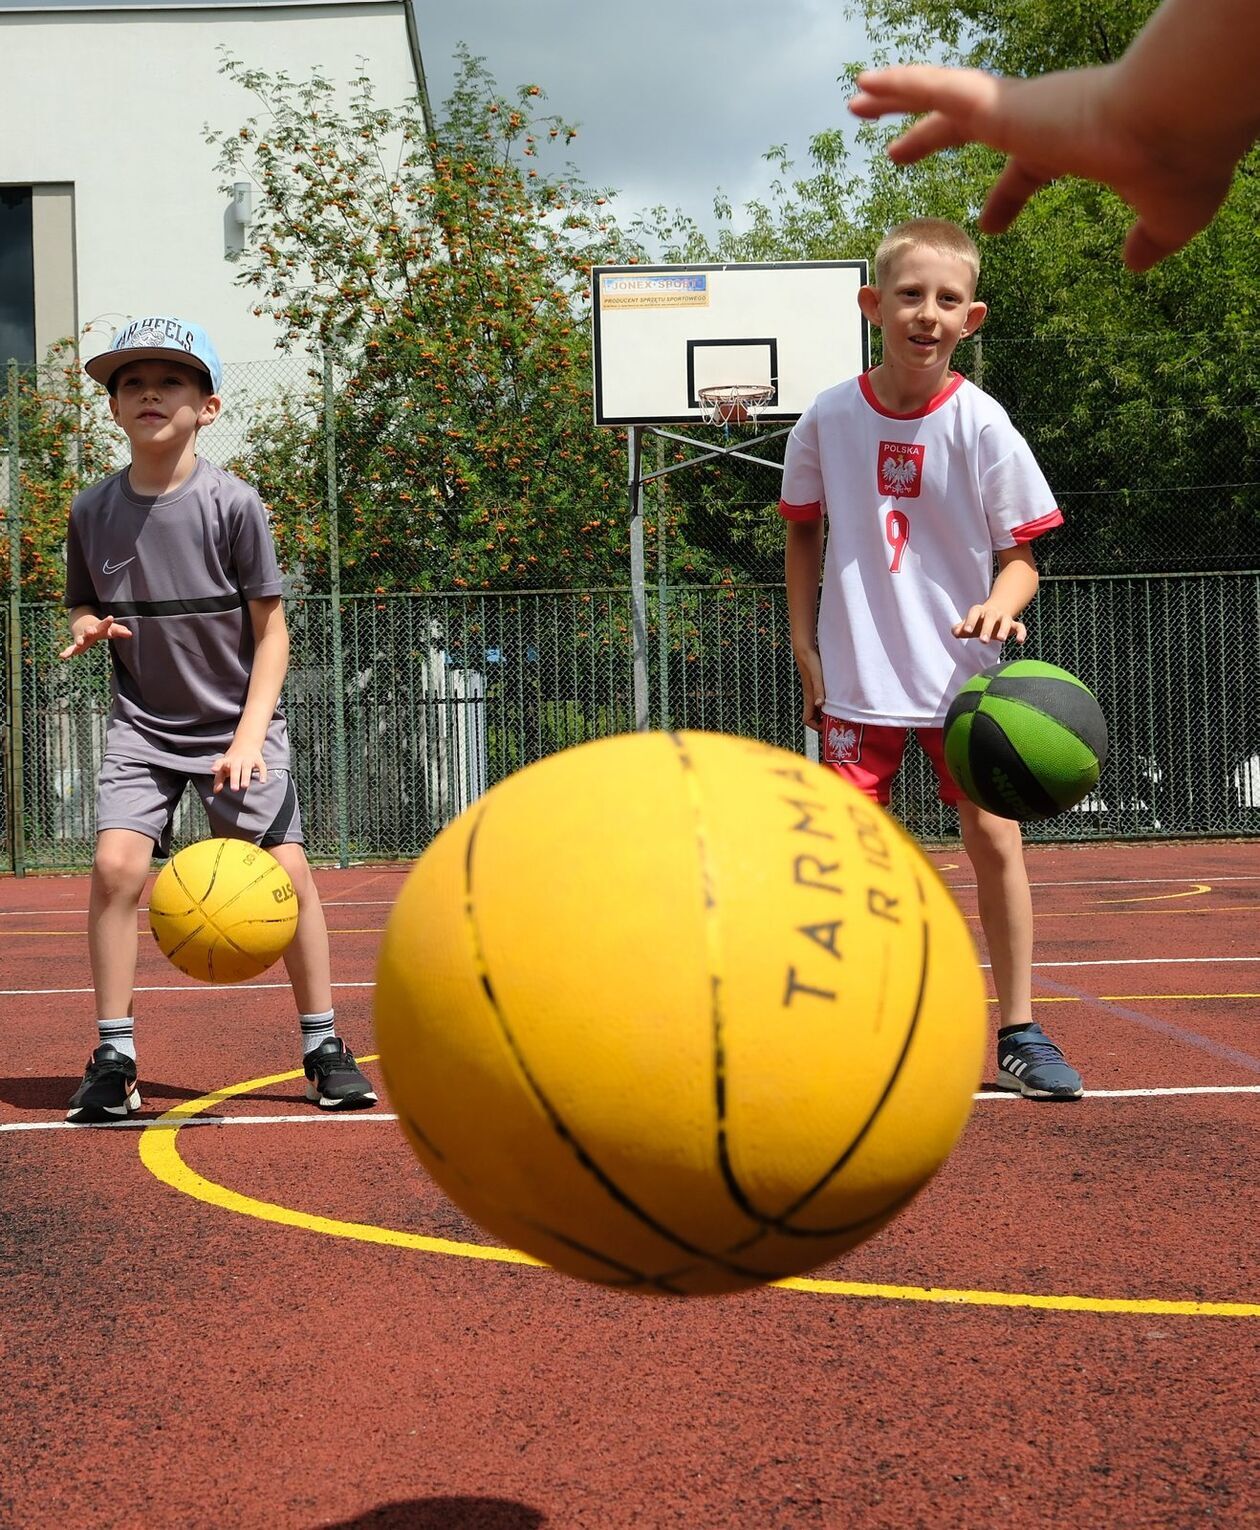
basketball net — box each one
[696,383,775,428]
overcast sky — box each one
[1,0,877,240]
[415,0,876,238]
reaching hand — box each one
[212,746,268,795]
[952,600,1027,645]
[58,614,133,660]
[848,62,1246,272]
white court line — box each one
[9,956,1260,997]
[3,879,1257,921]
[0,899,400,916]
[0,982,376,995]
[946,880,1260,894]
[0,1113,371,1133]
[1028,956,1260,968]
[4,1084,1258,1133]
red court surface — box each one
[2,841,1257,1529]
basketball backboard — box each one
[591,261,868,427]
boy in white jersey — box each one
[781,219,1082,1099]
[61,316,377,1121]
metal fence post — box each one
[655,430,670,732]
[628,425,649,730]
[322,352,351,867]
[5,361,26,875]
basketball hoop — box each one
[697,383,775,427]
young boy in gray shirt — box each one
[62,315,376,1120]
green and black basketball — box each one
[943,659,1108,822]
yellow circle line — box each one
[137,1062,1260,1319]
[969,905,1257,920]
[137,1063,543,1268]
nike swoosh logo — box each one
[102,558,136,575]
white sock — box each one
[98,1018,136,1060]
[300,1010,336,1055]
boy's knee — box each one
[92,840,152,898]
[960,805,1024,864]
[268,843,315,899]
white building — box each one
[0,0,430,370]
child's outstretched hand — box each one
[952,602,1027,644]
[848,56,1252,273]
[58,614,132,660]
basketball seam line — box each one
[968,711,1062,817]
[162,853,294,973]
[734,871,936,1240]
[458,789,773,1288]
[979,692,1105,758]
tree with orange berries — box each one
[209,48,641,593]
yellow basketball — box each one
[374,731,986,1295]
[148,837,299,984]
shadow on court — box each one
[0,1074,300,1112]
[324,1500,545,1529]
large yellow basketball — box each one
[374,731,986,1295]
[148,837,299,984]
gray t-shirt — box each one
[64,457,291,770]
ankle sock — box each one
[98,1018,136,1060]
[300,1010,337,1055]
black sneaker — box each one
[67,1044,142,1123]
[303,1038,378,1110]
[996,1023,1084,1100]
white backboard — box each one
[591,261,869,427]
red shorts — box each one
[819,717,963,807]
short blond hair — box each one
[874,219,980,293]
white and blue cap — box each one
[84,316,223,394]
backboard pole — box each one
[628,426,650,730]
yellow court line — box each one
[968,905,1256,920]
[3,930,88,937]
[778,1276,1259,1317]
[1090,993,1260,1001]
[137,1063,1259,1319]
[988,993,1260,1004]
[1090,883,1212,905]
[138,1067,542,1267]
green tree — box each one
[3,344,120,601]
[858,0,1157,72]
[209,48,640,592]
[858,0,1258,572]
[635,0,1257,576]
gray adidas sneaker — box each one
[996,1023,1084,1100]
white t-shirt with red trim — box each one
[779,371,1063,726]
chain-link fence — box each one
[3,337,1258,871]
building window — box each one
[0,188,36,365]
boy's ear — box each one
[961,300,988,339]
[197,393,223,427]
[857,284,883,328]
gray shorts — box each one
[96,756,305,859]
